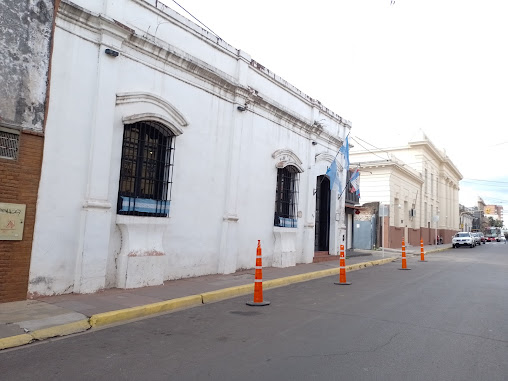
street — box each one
[1,244,507,381]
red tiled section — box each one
[313,251,341,263]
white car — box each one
[471,232,481,246]
[452,232,475,248]
[498,235,506,242]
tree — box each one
[488,216,503,227]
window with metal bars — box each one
[0,128,20,160]
[274,166,299,228]
[117,121,174,217]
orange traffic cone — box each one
[419,238,427,262]
[334,244,351,285]
[247,240,270,306]
[399,238,411,270]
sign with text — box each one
[0,203,26,240]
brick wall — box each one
[0,132,44,302]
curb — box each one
[0,320,91,351]
[89,295,203,327]
[0,334,32,351]
[0,257,397,351]
[31,319,91,341]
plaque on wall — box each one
[0,203,26,240]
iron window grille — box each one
[117,121,175,217]
[274,166,299,228]
[0,128,20,160]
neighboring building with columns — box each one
[26,0,351,296]
[459,205,474,232]
[350,132,462,248]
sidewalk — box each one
[0,244,450,350]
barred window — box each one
[117,121,174,217]
[274,165,299,228]
[0,128,20,160]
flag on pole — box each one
[339,136,349,172]
[350,168,360,196]
[325,159,342,191]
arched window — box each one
[274,165,300,228]
[117,120,175,217]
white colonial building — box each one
[28,0,351,296]
[350,132,462,248]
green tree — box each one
[488,217,503,227]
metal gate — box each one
[353,216,377,250]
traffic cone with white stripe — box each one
[399,238,411,270]
[419,238,427,262]
[247,240,270,306]
[334,244,351,285]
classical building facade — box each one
[27,0,352,296]
[350,132,462,248]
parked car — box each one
[452,232,475,248]
[471,232,481,246]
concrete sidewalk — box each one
[0,244,450,351]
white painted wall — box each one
[28,0,351,295]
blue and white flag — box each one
[325,159,342,191]
[339,136,349,172]
[350,168,360,197]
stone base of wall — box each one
[0,132,43,302]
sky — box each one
[160,0,508,224]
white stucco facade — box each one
[350,132,463,247]
[28,0,351,296]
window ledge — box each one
[273,226,298,232]
[116,214,171,226]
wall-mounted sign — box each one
[0,203,26,240]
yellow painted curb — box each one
[89,294,202,327]
[201,284,253,304]
[427,247,450,253]
[0,334,32,350]
[261,257,397,290]
[30,319,91,341]
[264,268,339,289]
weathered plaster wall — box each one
[0,1,54,302]
[0,0,54,132]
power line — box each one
[168,0,222,40]
[462,178,508,184]
[351,135,508,186]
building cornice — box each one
[355,160,424,185]
[57,0,345,148]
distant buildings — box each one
[350,132,462,248]
[484,204,504,223]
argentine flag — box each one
[350,169,360,197]
[325,159,342,191]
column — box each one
[73,27,129,293]
[217,50,250,274]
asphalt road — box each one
[1,243,507,381]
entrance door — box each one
[315,176,330,251]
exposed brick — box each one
[0,133,44,302]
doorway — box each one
[315,175,330,251]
